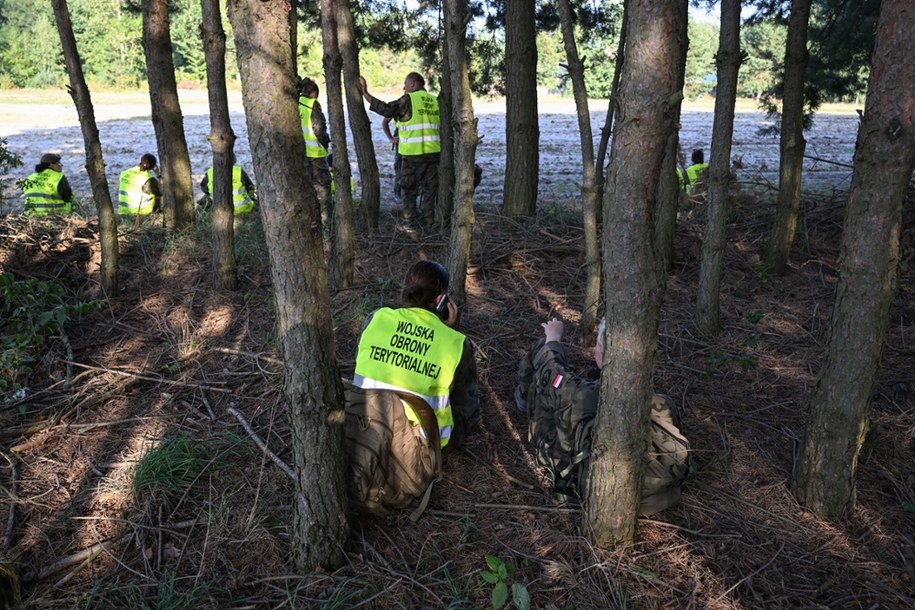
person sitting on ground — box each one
[200,153,257,215]
[22,153,73,216]
[118,153,161,228]
[680,148,710,196]
[515,317,694,515]
[345,260,480,515]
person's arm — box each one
[240,169,255,192]
[200,173,210,196]
[143,176,161,197]
[382,117,398,147]
[58,175,73,203]
[312,101,331,150]
[357,76,411,120]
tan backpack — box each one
[343,381,441,521]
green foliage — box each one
[684,19,717,99]
[0,137,23,210]
[738,20,787,100]
[480,555,530,610]
[0,272,97,393]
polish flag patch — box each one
[551,374,564,388]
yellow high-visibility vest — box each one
[354,307,465,446]
[396,91,441,156]
[298,97,328,159]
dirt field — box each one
[1,90,858,213]
[1,91,913,609]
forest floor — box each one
[1,177,914,608]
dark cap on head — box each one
[40,153,61,165]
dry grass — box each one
[0,187,913,609]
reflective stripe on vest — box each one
[396,91,441,156]
[353,307,465,446]
[206,165,255,214]
[23,169,70,215]
[118,166,156,215]
[298,97,328,159]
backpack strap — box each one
[396,391,442,522]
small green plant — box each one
[0,272,98,393]
[480,554,530,610]
[743,309,764,324]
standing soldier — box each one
[22,153,73,216]
[118,153,161,228]
[359,72,441,230]
[297,77,333,252]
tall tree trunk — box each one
[585,0,685,546]
[201,0,237,291]
[51,0,118,297]
[442,0,477,307]
[557,0,600,343]
[142,0,196,232]
[764,0,811,274]
[595,0,628,190]
[653,1,688,272]
[226,0,348,572]
[501,0,538,218]
[336,0,380,231]
[321,0,355,288]
[793,1,915,519]
[437,45,456,229]
[696,0,743,335]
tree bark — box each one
[442,0,478,308]
[793,1,915,519]
[501,0,538,218]
[201,0,237,291]
[557,0,600,343]
[764,0,811,274]
[226,0,348,572]
[585,0,685,546]
[321,0,355,288]
[437,45,456,229]
[696,0,743,335]
[336,0,380,231]
[51,0,118,298]
[142,0,196,232]
[653,1,688,272]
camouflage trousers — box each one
[398,155,439,227]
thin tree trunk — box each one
[142,0,196,232]
[793,1,915,519]
[557,0,600,343]
[764,0,811,274]
[501,0,538,218]
[442,0,477,307]
[595,0,628,190]
[437,45,456,229]
[696,0,742,335]
[51,0,118,297]
[226,0,348,572]
[336,0,380,231]
[585,0,685,546]
[321,0,355,288]
[201,0,236,291]
[653,1,688,272]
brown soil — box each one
[0,189,913,609]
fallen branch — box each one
[65,360,232,393]
[211,346,283,366]
[29,533,132,582]
[226,407,295,481]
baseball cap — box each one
[40,153,61,165]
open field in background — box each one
[1,89,860,215]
